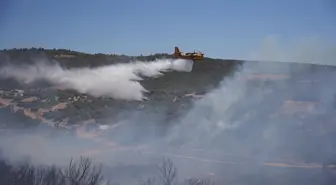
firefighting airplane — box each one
[173,47,204,61]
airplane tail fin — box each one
[174,47,180,55]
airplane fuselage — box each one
[175,54,204,60]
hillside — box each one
[0,48,336,185]
[0,48,243,128]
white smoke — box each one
[0,58,193,101]
[247,35,336,65]
[161,35,336,167]
[165,67,247,146]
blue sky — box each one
[0,0,335,59]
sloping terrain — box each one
[0,48,335,185]
[0,49,242,129]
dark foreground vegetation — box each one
[0,156,106,185]
[0,156,213,185]
[0,156,336,185]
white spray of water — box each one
[0,58,193,101]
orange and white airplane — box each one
[173,46,204,61]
